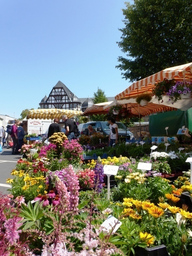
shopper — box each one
[62,115,79,140]
[11,120,19,154]
[17,122,25,152]
[47,118,61,138]
[107,117,118,147]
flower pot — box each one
[134,244,169,256]
[140,99,148,106]
[113,109,119,115]
[181,92,191,99]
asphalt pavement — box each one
[0,147,21,194]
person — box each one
[47,118,61,138]
[87,125,96,136]
[11,120,19,154]
[2,126,6,147]
[107,117,118,147]
[0,126,4,148]
[17,122,25,152]
[62,115,79,140]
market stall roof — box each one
[82,101,113,116]
[105,98,177,117]
[115,62,192,100]
[27,109,83,119]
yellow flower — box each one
[142,201,155,211]
[125,178,131,183]
[11,170,19,176]
[158,202,170,209]
[148,206,164,218]
[115,175,122,179]
[139,232,155,246]
[6,178,13,184]
[38,185,43,189]
[122,201,133,207]
[129,213,142,219]
[181,185,192,192]
[122,208,135,216]
[22,185,29,191]
[168,206,180,214]
[180,209,192,219]
[132,199,142,209]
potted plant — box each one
[152,79,175,101]
[109,105,122,115]
[136,93,152,106]
[166,81,192,103]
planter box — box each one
[134,244,169,256]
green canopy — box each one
[149,108,192,136]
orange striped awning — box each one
[115,62,192,100]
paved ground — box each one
[0,147,21,194]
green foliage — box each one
[152,160,172,174]
[20,109,30,119]
[112,178,152,202]
[93,88,108,104]
[90,114,107,121]
[20,201,44,230]
[117,0,192,81]
[146,176,172,203]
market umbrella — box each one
[105,98,177,117]
[27,109,83,119]
[82,101,113,116]
[115,62,192,101]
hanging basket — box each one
[113,109,119,115]
[139,99,148,106]
[181,93,191,99]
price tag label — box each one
[186,157,192,163]
[104,165,119,175]
[137,162,152,171]
[101,215,122,234]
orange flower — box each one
[129,213,142,220]
[122,208,135,217]
[148,206,164,218]
[132,199,142,209]
[165,193,180,203]
[172,189,183,196]
[142,201,155,211]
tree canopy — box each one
[20,109,30,119]
[93,88,108,104]
[117,0,192,81]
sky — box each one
[0,0,134,118]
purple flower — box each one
[93,163,104,193]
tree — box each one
[117,0,192,81]
[20,109,30,119]
[93,88,108,104]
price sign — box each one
[101,215,122,234]
[137,162,152,171]
[103,165,119,176]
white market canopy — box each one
[27,109,83,120]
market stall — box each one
[27,108,83,119]
[115,62,192,100]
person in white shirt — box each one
[107,117,118,146]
